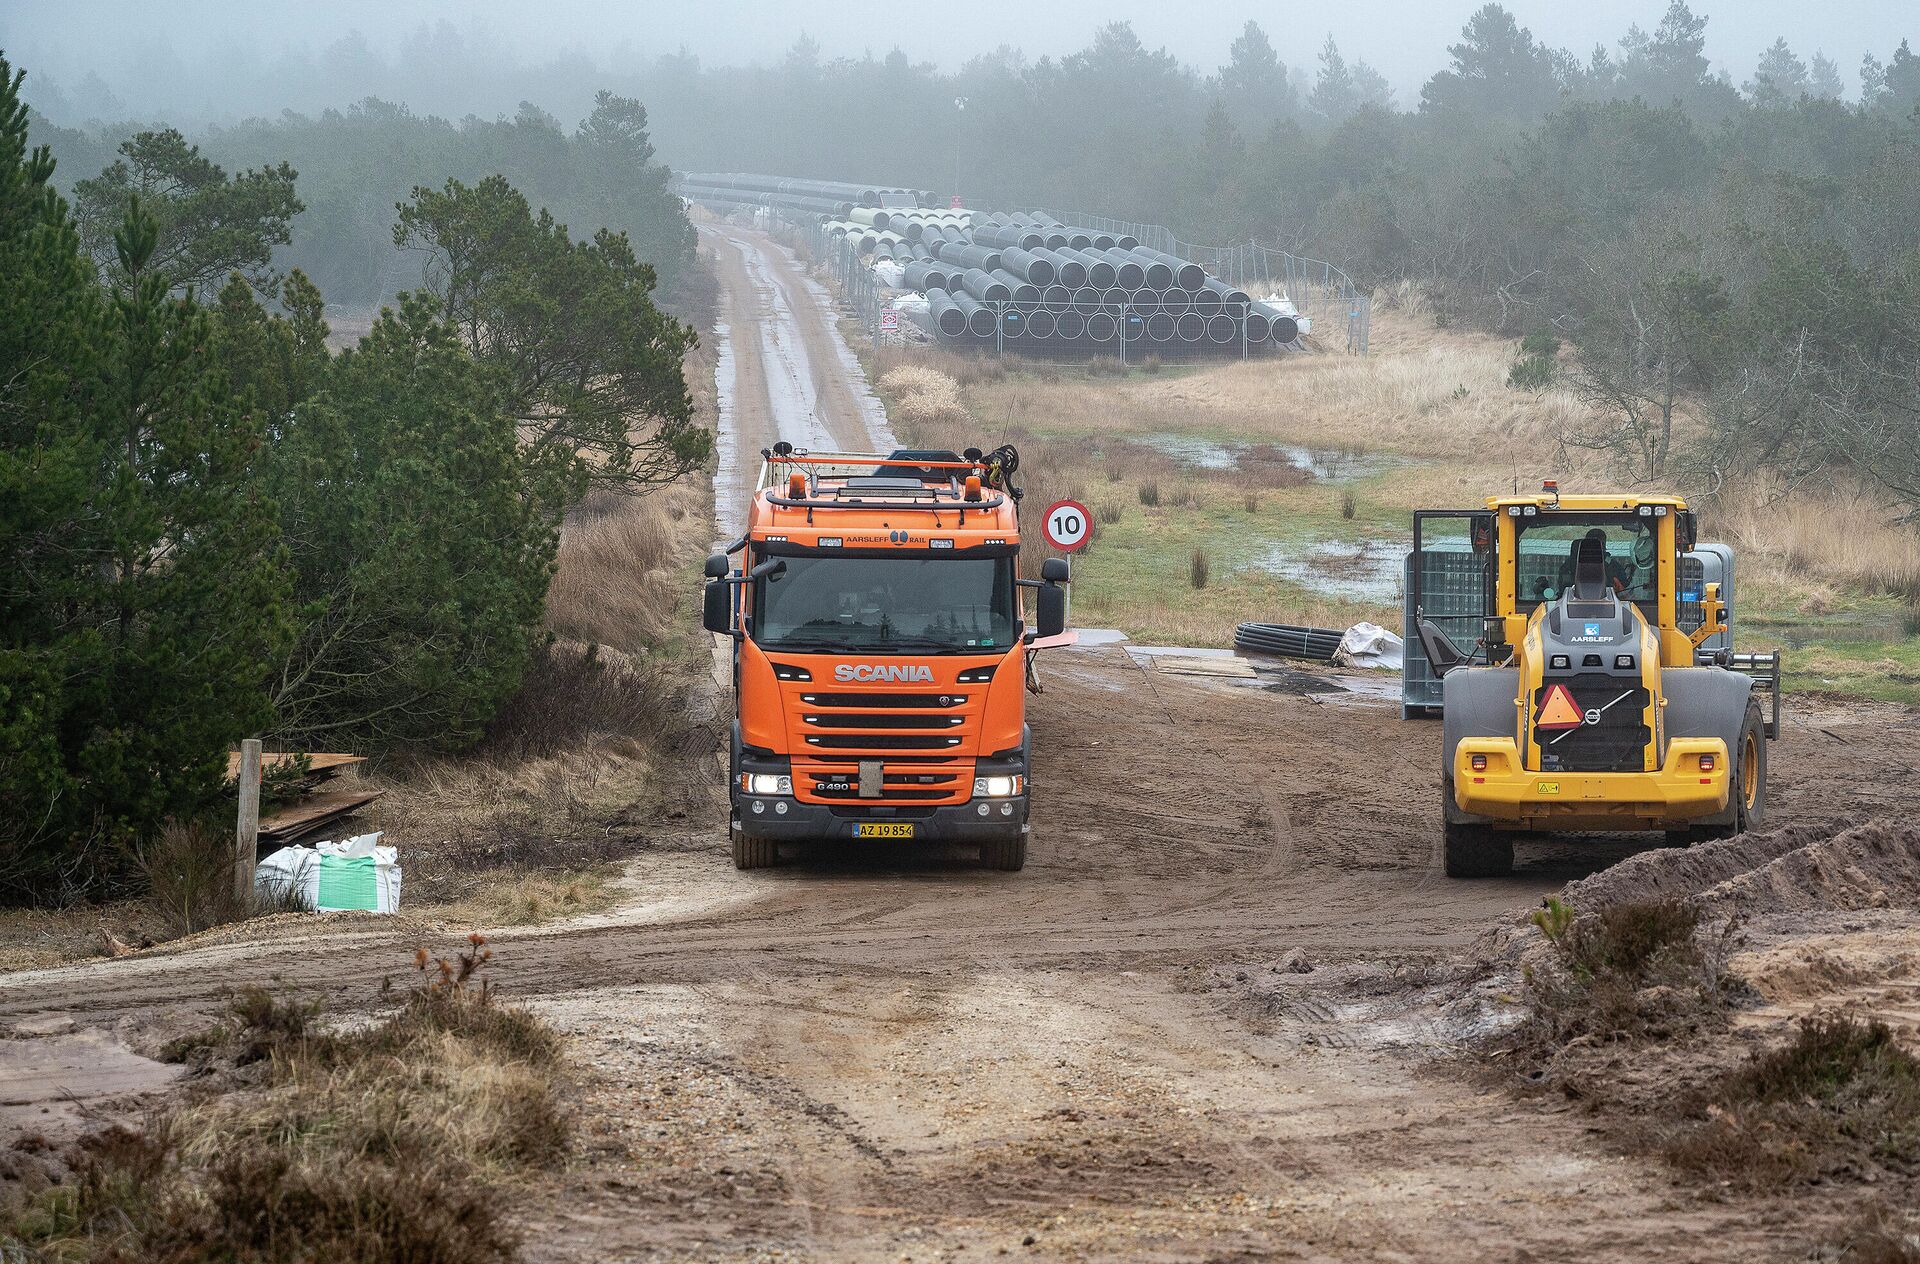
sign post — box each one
[234,737,262,906]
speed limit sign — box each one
[1041,499,1091,552]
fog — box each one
[4,0,1912,133]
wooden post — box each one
[235,738,262,906]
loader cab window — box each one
[1513,516,1659,614]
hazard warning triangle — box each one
[1537,684,1584,730]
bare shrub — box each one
[1167,485,1200,509]
[1244,492,1260,514]
[1660,1014,1920,1190]
[1139,354,1164,374]
[1086,356,1126,377]
[1520,897,1737,1052]
[1190,550,1211,589]
[1097,503,1123,526]
[136,821,249,937]
[1138,480,1160,507]
[1341,490,1357,520]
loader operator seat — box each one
[1573,535,1610,602]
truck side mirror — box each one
[702,580,732,636]
[1035,582,1067,639]
[704,553,729,579]
[1041,557,1070,584]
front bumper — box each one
[1453,737,1729,828]
[733,794,1029,843]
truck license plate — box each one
[855,822,915,839]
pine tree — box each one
[1,55,291,897]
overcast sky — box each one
[3,0,1912,109]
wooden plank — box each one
[226,751,365,782]
[258,788,386,843]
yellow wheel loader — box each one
[1412,485,1780,878]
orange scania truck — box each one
[703,443,1067,872]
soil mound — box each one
[1560,820,1920,918]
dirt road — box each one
[4,228,1917,1261]
[703,221,894,538]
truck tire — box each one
[1684,700,1767,843]
[980,831,1027,872]
[1442,780,1513,877]
[731,817,778,870]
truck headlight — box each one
[973,775,1023,797]
[742,774,791,795]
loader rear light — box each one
[1615,655,1636,670]
[1697,754,1715,773]
[1550,654,1571,670]
[1470,755,1488,772]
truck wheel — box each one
[1442,780,1512,877]
[731,817,778,870]
[980,831,1027,872]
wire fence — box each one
[773,210,1359,367]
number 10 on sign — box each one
[1042,499,1091,552]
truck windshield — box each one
[754,554,1017,653]
[1514,514,1659,607]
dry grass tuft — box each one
[1138,480,1160,507]
[546,483,702,656]
[1190,549,1210,590]
[878,365,970,430]
[8,939,563,1263]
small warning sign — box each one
[1537,684,1584,730]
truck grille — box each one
[782,672,990,803]
[1535,675,1650,773]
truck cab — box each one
[704,445,1066,871]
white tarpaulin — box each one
[255,832,401,914]
[1334,622,1404,671]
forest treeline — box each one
[1,53,703,900]
[23,5,1920,495]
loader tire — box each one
[1686,700,1768,843]
[731,817,778,870]
[1442,780,1512,877]
[980,831,1027,872]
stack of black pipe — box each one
[674,171,1303,356]
[909,211,1300,354]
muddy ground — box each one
[4,226,1918,1262]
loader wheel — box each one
[980,831,1027,872]
[1734,698,1767,831]
[1442,779,1512,877]
[1683,700,1768,843]
[731,817,778,870]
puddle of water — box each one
[1240,537,1407,604]
[1135,433,1405,483]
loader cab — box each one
[1411,492,1700,675]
